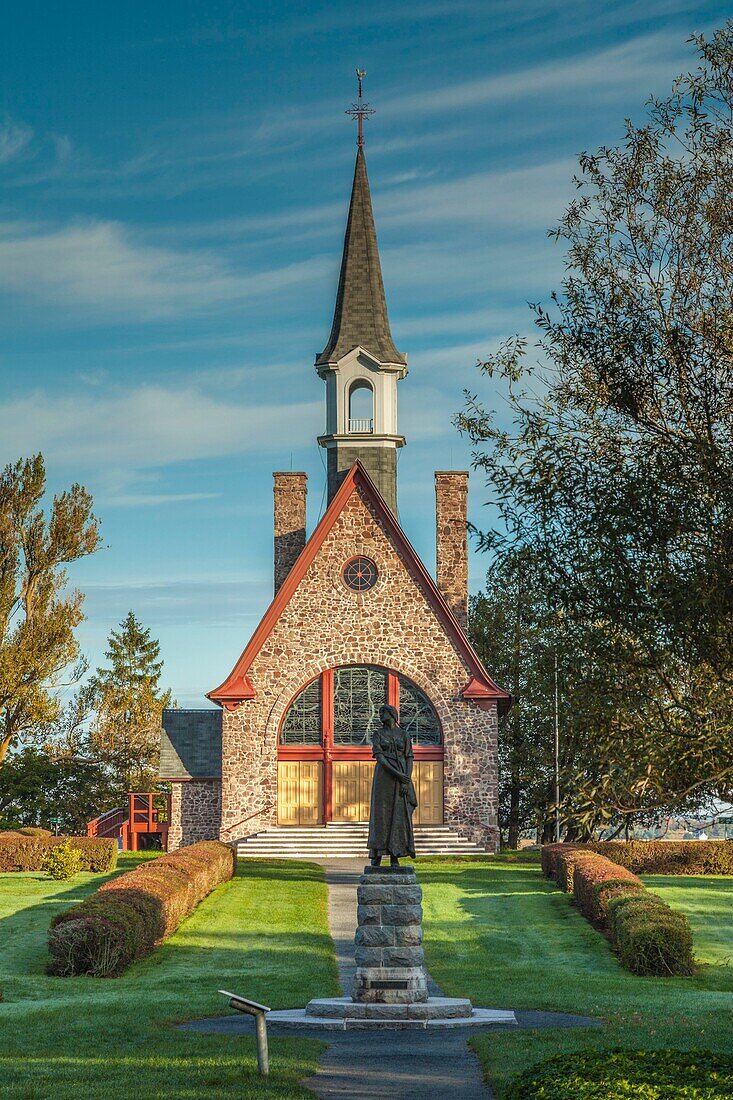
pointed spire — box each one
[316,85,405,368]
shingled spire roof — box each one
[316,146,406,367]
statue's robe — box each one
[367,725,417,858]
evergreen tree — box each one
[0,454,99,766]
[89,612,171,796]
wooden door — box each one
[332,761,374,821]
[413,761,443,825]
[277,761,322,825]
[298,762,322,825]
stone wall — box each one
[220,479,499,851]
[273,472,308,594]
[434,471,469,632]
[168,780,222,850]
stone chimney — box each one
[274,473,307,594]
[435,471,469,632]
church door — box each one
[277,666,443,826]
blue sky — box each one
[1,0,728,706]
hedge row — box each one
[48,840,236,977]
[544,844,695,976]
[0,832,118,873]
[542,839,733,877]
[505,1048,733,1099]
[590,839,733,876]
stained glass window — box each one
[333,666,387,745]
[399,676,442,745]
[280,680,322,745]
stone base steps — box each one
[234,823,489,858]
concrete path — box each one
[302,859,494,1099]
[181,859,599,1098]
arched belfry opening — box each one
[348,379,374,433]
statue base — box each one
[351,864,427,1004]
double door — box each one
[277,758,443,825]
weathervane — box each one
[346,67,375,148]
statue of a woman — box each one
[368,704,417,867]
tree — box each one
[470,552,557,846]
[460,26,733,824]
[89,612,171,796]
[0,455,99,766]
[0,746,114,834]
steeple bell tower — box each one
[316,76,407,516]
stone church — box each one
[160,115,510,854]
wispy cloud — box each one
[0,218,329,319]
[383,31,689,118]
[0,117,33,164]
[0,383,322,471]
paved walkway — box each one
[182,859,599,1098]
[302,860,494,1100]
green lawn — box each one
[0,855,339,1099]
[418,854,733,1098]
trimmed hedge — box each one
[48,840,236,977]
[540,841,579,878]
[608,891,695,976]
[0,832,117,873]
[542,844,695,976]
[505,1048,733,1099]
[590,839,733,876]
[571,851,643,923]
[555,847,589,893]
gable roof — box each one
[315,147,406,368]
[160,709,222,780]
[208,462,511,714]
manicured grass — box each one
[418,854,733,1098]
[0,855,339,1098]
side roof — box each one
[160,709,222,780]
[208,461,511,714]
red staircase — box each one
[87,792,170,851]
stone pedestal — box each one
[299,863,503,1027]
[352,865,428,1004]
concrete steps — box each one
[234,823,489,859]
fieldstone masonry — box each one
[168,780,221,851]
[273,472,308,594]
[220,479,500,851]
[435,471,469,633]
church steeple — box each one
[315,146,406,369]
[316,74,407,516]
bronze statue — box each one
[368,704,417,867]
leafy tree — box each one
[470,552,557,846]
[0,455,99,766]
[0,746,114,834]
[460,26,733,824]
[89,612,171,796]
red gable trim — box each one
[207,462,511,714]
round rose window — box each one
[342,556,378,592]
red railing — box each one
[87,792,171,851]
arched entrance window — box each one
[277,666,443,826]
[348,380,374,433]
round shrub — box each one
[42,841,83,881]
[505,1048,733,1099]
[17,827,53,837]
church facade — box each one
[160,118,509,853]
